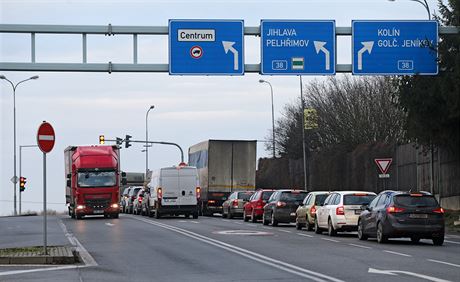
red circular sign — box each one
[37,121,55,153]
[190,46,203,59]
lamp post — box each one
[388,0,431,20]
[19,145,38,215]
[0,75,39,216]
[259,79,276,158]
[145,105,155,177]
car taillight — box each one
[232,200,239,207]
[208,200,216,205]
[157,188,162,199]
[386,206,405,213]
[336,206,344,215]
[138,197,143,203]
[310,205,317,216]
[196,187,201,199]
[276,201,286,207]
[256,200,265,208]
[433,207,444,214]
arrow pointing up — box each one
[222,41,239,71]
[313,41,330,70]
[357,41,374,70]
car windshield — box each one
[77,171,116,187]
[238,192,253,200]
[343,194,375,205]
[315,194,329,205]
[394,195,438,207]
[131,188,141,196]
[262,191,274,201]
[280,191,308,202]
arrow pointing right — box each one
[357,41,374,70]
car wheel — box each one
[433,235,444,246]
[147,207,152,217]
[251,211,257,223]
[357,220,368,241]
[228,208,233,219]
[271,212,278,227]
[243,210,249,222]
[306,216,314,231]
[262,212,269,225]
[76,214,83,220]
[222,209,227,218]
[328,218,337,236]
[410,236,420,244]
[113,213,119,219]
[314,217,322,234]
[376,222,388,244]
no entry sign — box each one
[37,121,55,153]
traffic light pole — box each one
[19,144,38,215]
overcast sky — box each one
[0,0,440,215]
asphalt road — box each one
[1,214,459,282]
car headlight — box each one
[111,203,119,209]
[76,205,85,210]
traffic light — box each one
[125,135,132,148]
[19,176,26,192]
[116,137,123,146]
[99,135,105,144]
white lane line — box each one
[279,230,292,233]
[190,221,200,224]
[132,216,344,282]
[0,219,97,277]
[348,243,372,249]
[297,233,314,238]
[261,226,273,230]
[234,222,243,225]
[445,234,460,239]
[383,250,412,257]
[427,259,460,268]
[445,240,460,245]
[321,238,340,243]
[222,219,230,222]
[105,223,114,226]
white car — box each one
[314,191,376,236]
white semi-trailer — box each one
[188,140,257,216]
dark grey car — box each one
[262,190,308,226]
[358,190,445,245]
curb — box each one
[0,246,78,265]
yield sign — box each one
[374,158,392,174]
[37,121,55,153]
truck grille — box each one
[86,199,110,209]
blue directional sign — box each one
[261,20,335,75]
[169,20,244,75]
[352,20,438,75]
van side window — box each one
[189,150,208,169]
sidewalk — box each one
[0,215,78,264]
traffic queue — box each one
[121,185,446,246]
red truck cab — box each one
[65,145,121,219]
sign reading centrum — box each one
[352,20,438,75]
[169,20,244,75]
[261,20,335,75]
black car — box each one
[358,190,445,245]
[263,190,308,226]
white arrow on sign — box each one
[314,41,330,70]
[222,41,239,71]
[368,268,451,282]
[357,41,374,70]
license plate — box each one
[93,210,104,214]
[164,199,176,203]
[409,214,427,219]
[355,210,362,215]
[290,212,296,216]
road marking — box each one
[0,219,97,277]
[190,221,199,224]
[279,230,292,233]
[222,219,230,222]
[383,250,412,257]
[321,238,340,243]
[445,240,460,245]
[234,222,243,225]
[348,243,372,249]
[445,234,460,239]
[105,223,114,226]
[261,226,273,230]
[368,268,451,282]
[297,233,314,238]
[427,259,460,268]
[132,216,344,282]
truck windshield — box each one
[77,171,116,187]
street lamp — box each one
[259,79,276,158]
[0,74,39,216]
[145,105,155,177]
[388,0,431,20]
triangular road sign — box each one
[374,158,392,174]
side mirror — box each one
[66,179,71,187]
[66,173,71,179]
[121,172,127,177]
[121,178,127,185]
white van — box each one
[146,165,200,219]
